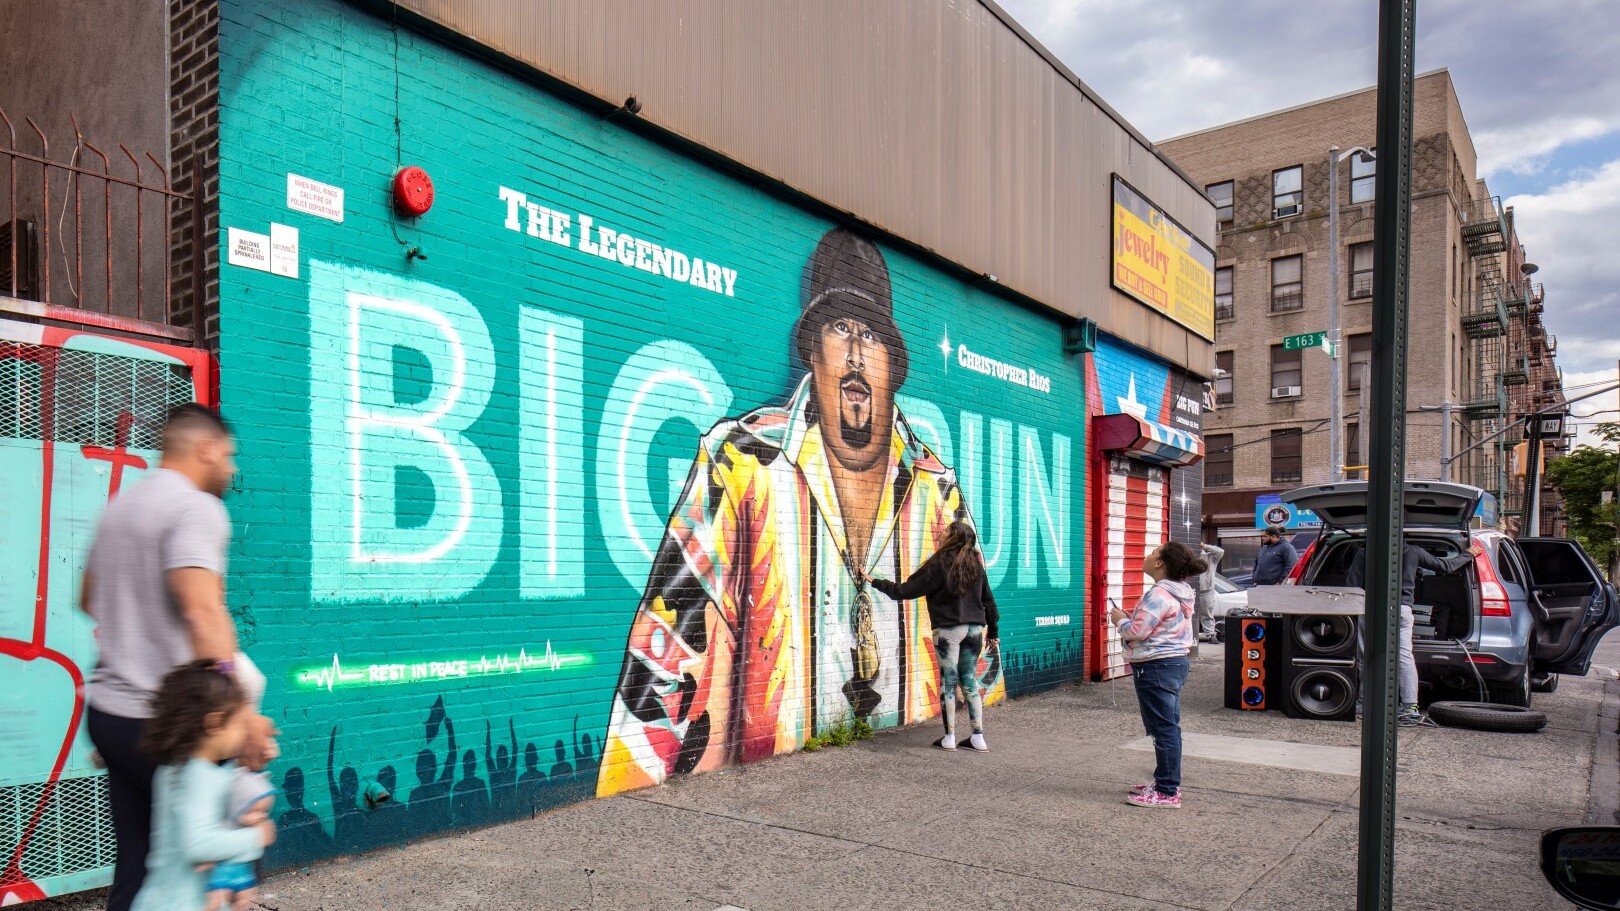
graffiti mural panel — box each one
[215,0,1086,864]
[0,320,211,902]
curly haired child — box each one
[131,661,276,911]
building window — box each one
[1215,351,1234,405]
[1273,165,1303,218]
[1458,239,1470,299]
[1458,329,1470,393]
[1349,242,1374,298]
[1207,181,1234,225]
[1345,422,1360,475]
[1271,428,1303,484]
[1350,151,1376,203]
[1270,345,1303,397]
[1205,434,1234,487]
[1271,255,1304,312]
[1215,266,1234,320]
[1348,333,1372,391]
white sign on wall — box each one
[227,227,271,272]
[270,223,299,278]
[287,173,345,222]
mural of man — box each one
[598,227,1001,796]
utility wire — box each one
[1203,419,1330,458]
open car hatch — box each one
[1281,480,1483,532]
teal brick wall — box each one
[217,0,1086,863]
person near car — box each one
[1346,538,1482,725]
[1193,542,1226,642]
[1252,526,1299,585]
[1110,541,1206,809]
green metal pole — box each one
[1359,1,1416,909]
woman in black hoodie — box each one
[867,520,1000,752]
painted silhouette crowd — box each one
[271,644,1079,867]
[1003,636,1082,694]
[273,696,600,866]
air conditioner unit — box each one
[1274,204,1302,218]
[0,218,41,301]
[1272,385,1302,399]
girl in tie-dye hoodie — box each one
[1109,542,1206,809]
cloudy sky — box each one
[996,0,1620,445]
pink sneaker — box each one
[1126,788,1181,809]
[1130,781,1155,795]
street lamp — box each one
[1329,145,1375,482]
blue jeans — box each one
[1133,656,1190,796]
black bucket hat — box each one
[792,228,910,387]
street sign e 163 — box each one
[1283,331,1336,357]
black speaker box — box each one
[1275,613,1359,721]
[1223,615,1276,711]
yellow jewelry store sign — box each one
[1111,175,1216,340]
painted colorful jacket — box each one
[1117,579,1196,664]
[598,377,1003,796]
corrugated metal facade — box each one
[383,0,1215,375]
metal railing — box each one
[1459,195,1507,255]
[1461,282,1507,338]
[1,107,200,342]
[1270,288,1305,313]
[1459,195,1503,231]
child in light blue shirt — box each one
[132,661,274,911]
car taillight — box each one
[1282,540,1317,586]
[1474,548,1511,617]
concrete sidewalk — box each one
[47,637,1620,911]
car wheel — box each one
[1427,700,1547,733]
[1531,671,1560,694]
[1489,666,1532,708]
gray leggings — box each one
[935,623,986,736]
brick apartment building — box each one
[1159,70,1567,570]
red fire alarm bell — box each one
[393,166,434,216]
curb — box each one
[1586,676,1620,825]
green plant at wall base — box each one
[1545,422,1620,570]
[807,716,873,750]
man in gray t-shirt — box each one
[85,467,231,716]
[80,404,247,911]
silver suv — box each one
[1280,481,1618,706]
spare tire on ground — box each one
[1427,700,1548,733]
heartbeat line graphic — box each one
[293,641,590,693]
[297,654,369,692]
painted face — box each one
[810,316,894,471]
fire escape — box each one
[1458,195,1512,513]
[1457,195,1563,525]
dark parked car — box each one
[1280,480,1619,706]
